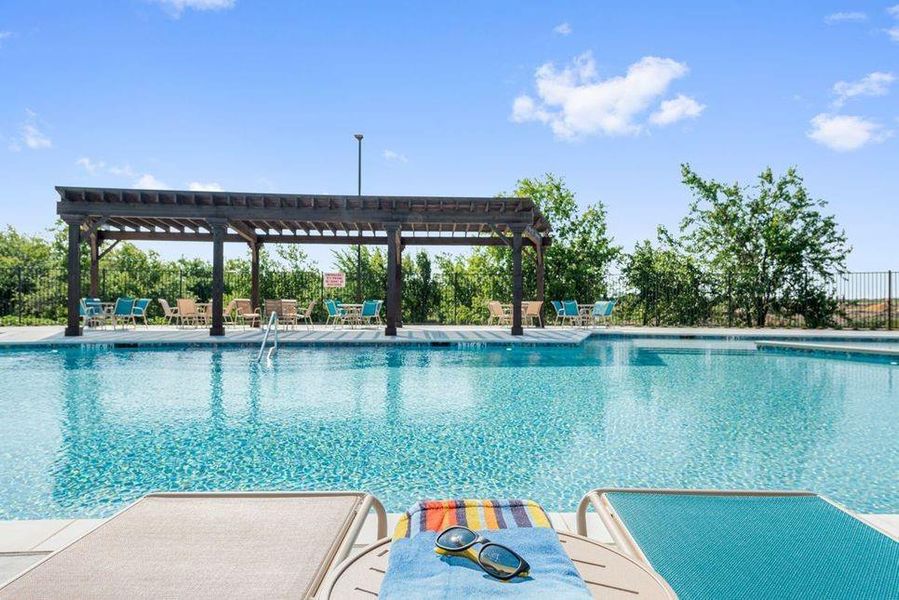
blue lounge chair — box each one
[577,488,899,600]
[131,298,151,328]
[589,299,617,327]
[110,297,135,330]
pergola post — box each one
[250,240,261,325]
[385,224,400,336]
[209,219,227,337]
[535,242,545,328]
[63,216,83,337]
[511,227,524,336]
[396,240,404,328]
[89,231,100,298]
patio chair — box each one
[324,299,348,327]
[0,491,386,600]
[234,299,261,328]
[176,298,201,327]
[525,299,544,327]
[550,300,566,325]
[158,298,179,325]
[264,299,282,321]
[131,298,151,328]
[486,300,510,325]
[359,299,381,327]
[561,300,585,326]
[280,299,299,330]
[79,298,104,328]
[576,488,899,600]
[222,299,237,326]
[299,300,316,330]
[110,297,135,330]
[589,299,617,327]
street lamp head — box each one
[354,133,364,141]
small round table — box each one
[320,531,677,599]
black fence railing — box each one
[0,266,895,330]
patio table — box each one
[338,303,363,327]
[196,302,211,325]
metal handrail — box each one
[256,311,279,362]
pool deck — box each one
[2,512,896,584]
[2,324,899,348]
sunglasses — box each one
[435,526,531,580]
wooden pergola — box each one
[57,187,552,337]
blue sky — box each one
[1,0,897,270]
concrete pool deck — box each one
[2,512,896,584]
[2,324,899,348]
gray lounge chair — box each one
[0,491,386,600]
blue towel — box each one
[380,527,592,599]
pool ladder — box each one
[257,311,279,362]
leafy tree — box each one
[623,237,713,326]
[403,251,440,322]
[677,164,849,327]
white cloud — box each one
[510,52,696,138]
[649,94,705,125]
[0,31,12,47]
[887,26,899,42]
[133,174,170,189]
[553,22,572,36]
[807,113,890,151]
[832,72,895,107]
[9,110,52,151]
[188,181,224,191]
[824,11,867,23]
[76,157,106,174]
[889,5,899,18]
[152,0,235,17]
[382,149,408,163]
[108,163,135,177]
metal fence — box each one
[0,266,895,329]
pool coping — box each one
[2,325,899,350]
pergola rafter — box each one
[57,186,551,338]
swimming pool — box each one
[1,339,896,519]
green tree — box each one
[677,164,850,327]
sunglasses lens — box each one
[436,527,477,550]
[479,544,522,579]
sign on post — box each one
[323,272,346,289]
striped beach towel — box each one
[382,499,591,599]
[392,498,551,540]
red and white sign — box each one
[323,272,346,288]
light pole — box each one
[354,133,363,303]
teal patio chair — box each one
[324,299,347,327]
[359,300,381,326]
[550,300,565,325]
[79,299,103,328]
[589,299,617,327]
[561,300,584,326]
[577,488,899,600]
[110,297,135,330]
[131,298,151,328]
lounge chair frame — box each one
[0,491,386,600]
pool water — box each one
[0,339,896,518]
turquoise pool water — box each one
[1,339,896,518]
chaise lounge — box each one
[576,488,899,600]
[0,491,386,600]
